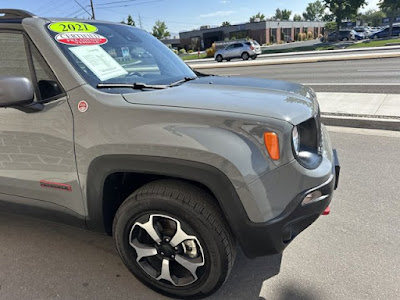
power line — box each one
[95,0,164,9]
[96,0,140,6]
[36,0,58,13]
[72,0,93,18]
[65,6,91,18]
[38,0,78,16]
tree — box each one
[274,8,292,20]
[281,9,292,20]
[127,14,135,26]
[152,20,170,40]
[303,1,326,21]
[359,9,386,27]
[250,12,266,22]
[325,21,337,31]
[222,21,231,26]
[379,0,400,37]
[293,14,303,21]
[323,0,367,40]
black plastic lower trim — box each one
[237,160,338,258]
[0,199,86,228]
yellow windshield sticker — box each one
[48,22,98,33]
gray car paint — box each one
[0,17,335,224]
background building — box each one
[179,20,326,50]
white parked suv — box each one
[214,41,262,62]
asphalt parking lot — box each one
[0,127,399,300]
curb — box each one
[321,114,400,131]
[189,51,400,69]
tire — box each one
[251,55,257,60]
[216,55,223,62]
[113,179,236,299]
[241,52,250,60]
[343,37,349,41]
[226,58,231,62]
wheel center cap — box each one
[158,243,175,257]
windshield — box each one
[46,21,196,90]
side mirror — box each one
[0,76,34,107]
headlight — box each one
[292,126,300,156]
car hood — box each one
[123,76,318,125]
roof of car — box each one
[0,9,124,26]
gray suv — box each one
[214,40,262,62]
[0,10,340,299]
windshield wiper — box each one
[97,82,169,90]
[96,77,198,90]
[169,76,198,87]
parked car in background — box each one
[214,40,261,62]
[350,29,364,40]
[323,30,352,42]
[353,27,371,38]
[369,25,400,39]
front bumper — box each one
[238,149,340,258]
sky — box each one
[3,0,381,36]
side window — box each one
[235,43,243,48]
[0,32,63,102]
[226,45,234,50]
[0,32,32,79]
[30,42,63,100]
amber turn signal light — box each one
[264,132,280,160]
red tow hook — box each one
[322,206,330,215]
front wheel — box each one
[216,55,223,62]
[113,180,236,299]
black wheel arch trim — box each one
[86,155,336,258]
[86,155,251,248]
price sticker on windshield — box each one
[49,22,98,33]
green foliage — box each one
[379,0,400,12]
[127,15,135,26]
[206,46,216,58]
[348,37,400,48]
[303,1,325,21]
[359,9,386,27]
[179,48,186,54]
[274,8,292,20]
[325,21,337,32]
[250,12,266,22]
[379,0,400,35]
[152,20,170,40]
[293,14,303,21]
[187,50,194,53]
[222,21,231,26]
[323,0,367,40]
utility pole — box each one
[139,14,143,29]
[90,0,95,19]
